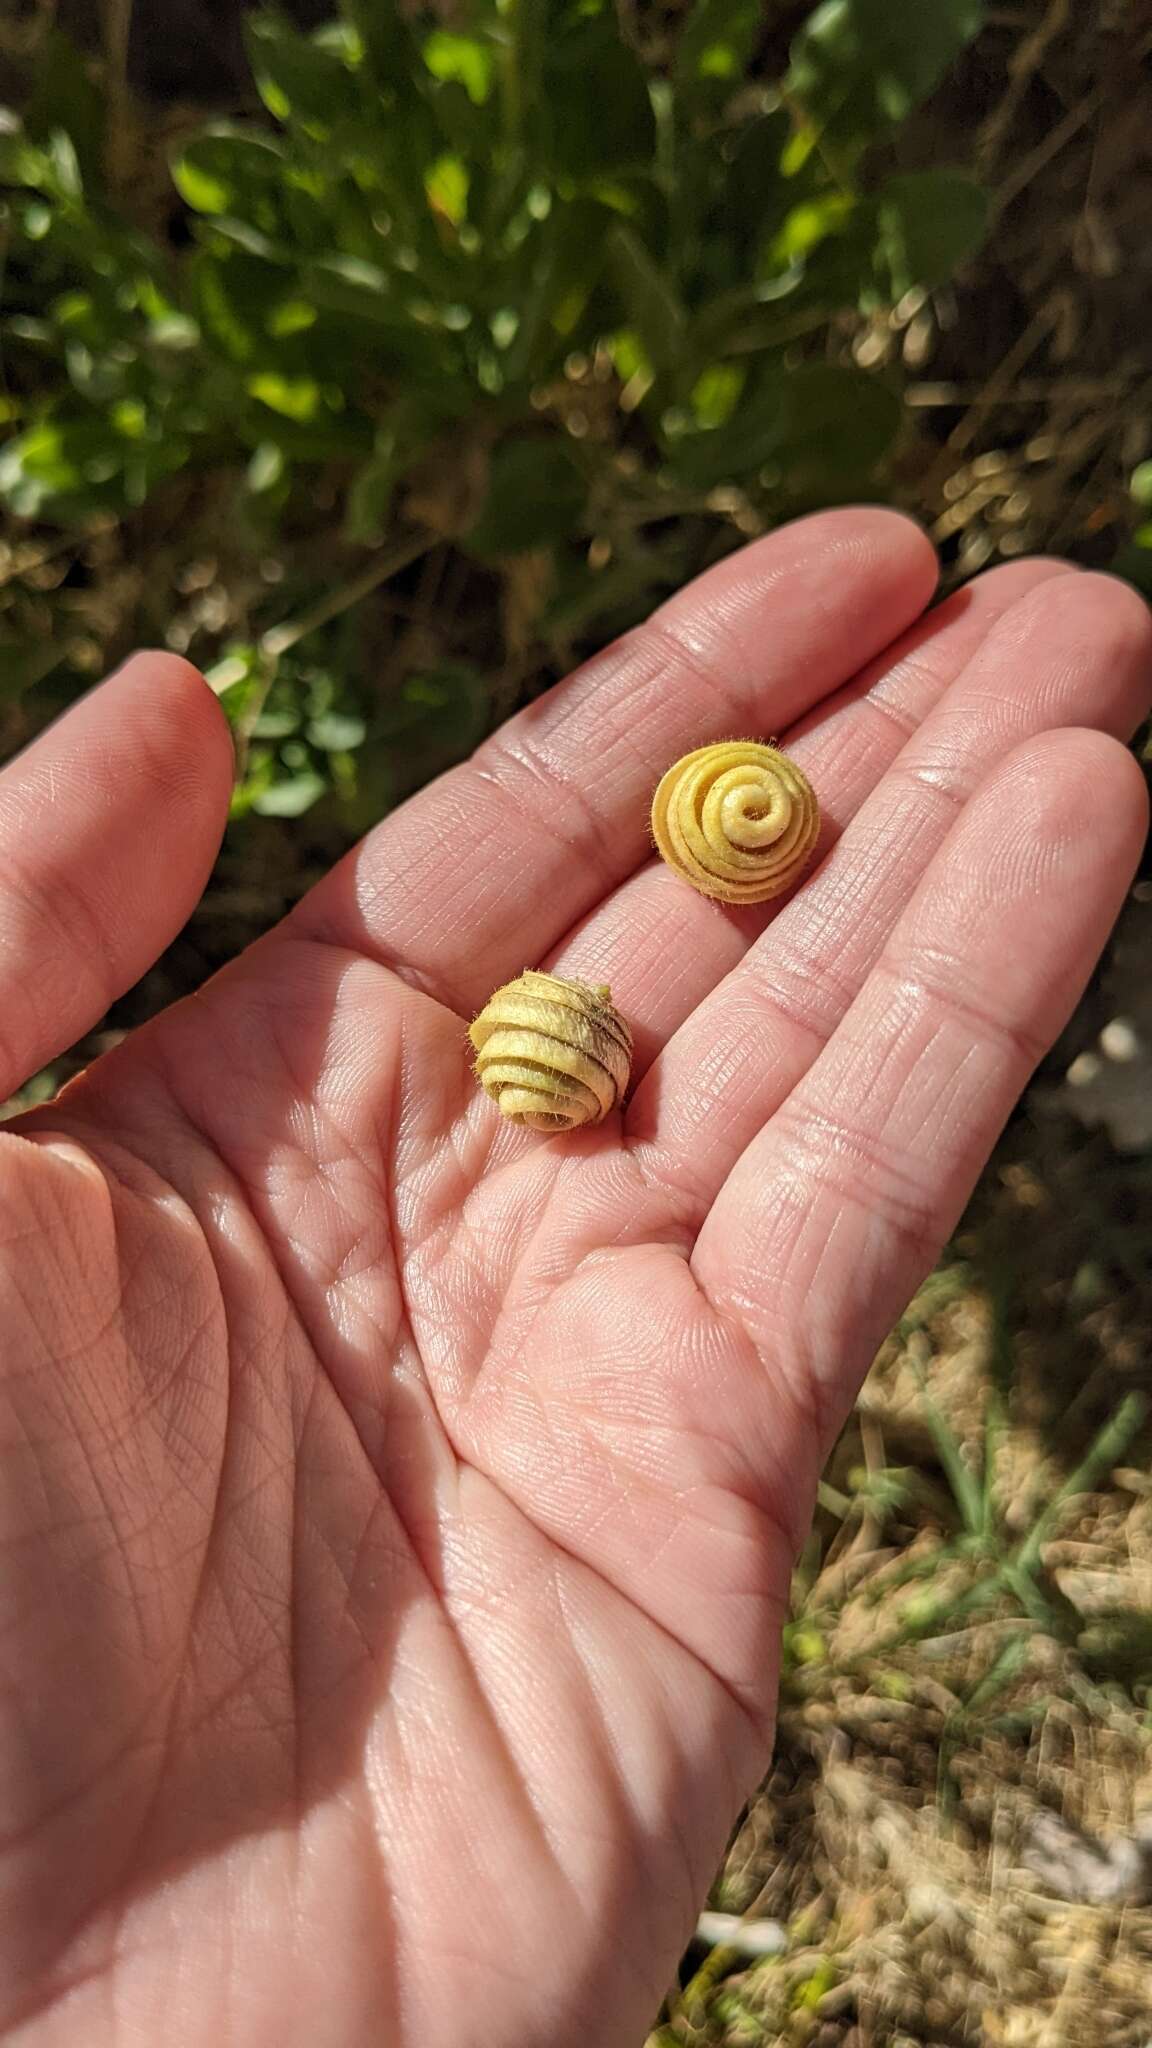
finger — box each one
[693,729,1148,1465]
[630,571,1152,1202]
[0,654,233,1100]
[545,555,1072,1072]
[292,508,937,1014]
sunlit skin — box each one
[0,510,1147,2046]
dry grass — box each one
[649,1210,1152,2047]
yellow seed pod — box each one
[469,970,632,1133]
[651,741,820,904]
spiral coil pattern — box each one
[469,971,633,1132]
[651,741,820,904]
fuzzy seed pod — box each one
[651,741,820,904]
[469,971,632,1132]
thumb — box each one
[0,653,233,1102]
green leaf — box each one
[308,710,367,751]
[423,31,493,105]
[466,436,586,558]
[44,130,82,203]
[245,13,356,131]
[690,363,745,429]
[608,225,687,384]
[247,372,326,421]
[0,121,45,190]
[251,707,301,739]
[209,217,282,261]
[0,409,188,520]
[538,15,656,180]
[872,169,988,296]
[340,0,421,89]
[500,197,619,380]
[667,383,789,489]
[172,127,287,217]
[373,661,490,797]
[425,153,469,228]
[22,31,104,186]
[675,0,761,99]
[773,360,903,489]
[345,429,403,542]
[248,441,287,492]
[786,0,984,158]
[253,768,329,817]
[0,416,109,514]
[669,360,901,491]
[192,250,284,363]
[1015,1392,1149,1575]
[766,190,855,270]
[914,1367,985,1539]
[300,256,410,335]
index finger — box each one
[0,655,233,1103]
[292,508,937,1014]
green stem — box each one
[260,530,436,660]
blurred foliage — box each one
[0,0,991,818]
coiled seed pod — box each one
[651,741,820,904]
[469,971,632,1132]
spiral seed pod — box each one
[651,741,820,904]
[469,971,633,1132]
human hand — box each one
[1,511,1147,2046]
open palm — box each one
[1,511,1148,2047]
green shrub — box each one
[0,0,987,819]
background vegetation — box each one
[2,1,1152,2042]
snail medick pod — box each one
[651,740,820,905]
[469,971,633,1133]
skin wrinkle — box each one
[0,850,116,1023]
[0,1683,172,1863]
[870,959,1051,1071]
[896,1032,988,1163]
[456,1283,799,1717]
[856,669,948,737]
[716,1215,845,1450]
[470,746,622,898]
[324,1490,415,1668]
[436,1540,609,1833]
[148,1036,384,1420]
[473,1453,773,1753]
[42,1403,159,1681]
[803,679,922,782]
[636,614,761,732]
[547,1564,714,1911]
[302,920,453,1013]
[676,1284,822,1561]
[5,1160,309,1945]
[769,1100,955,1249]
[370,1626,574,1950]
[301,793,524,1005]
